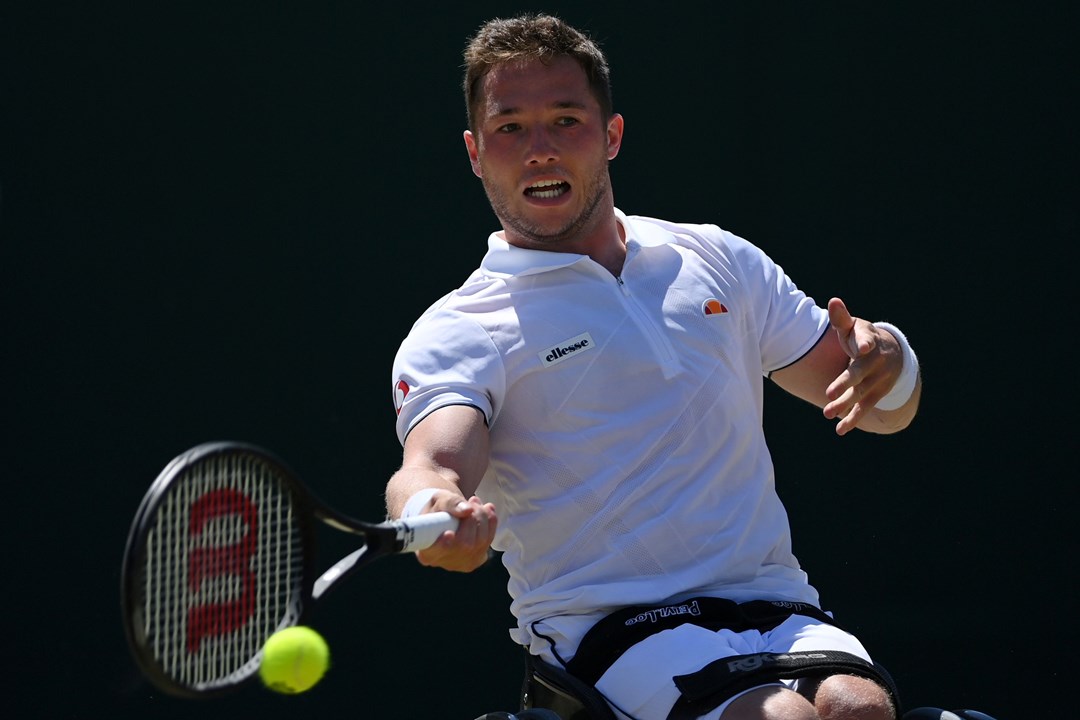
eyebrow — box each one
[491,100,589,117]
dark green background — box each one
[2,2,1076,718]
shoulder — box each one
[401,302,498,354]
[406,268,508,329]
[625,214,775,274]
[628,214,760,250]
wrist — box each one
[400,488,441,519]
[872,322,919,411]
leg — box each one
[721,686,817,720]
[903,711,1000,720]
[810,674,895,720]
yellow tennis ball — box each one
[258,626,330,694]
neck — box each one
[587,214,626,277]
[501,204,626,277]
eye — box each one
[556,116,580,127]
[496,122,521,133]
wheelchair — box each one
[474,712,999,720]
[472,652,1001,720]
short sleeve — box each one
[391,309,505,445]
[724,232,829,374]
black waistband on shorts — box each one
[564,597,841,686]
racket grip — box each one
[395,511,459,552]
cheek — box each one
[476,143,517,178]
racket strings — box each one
[139,451,304,688]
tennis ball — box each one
[258,626,330,694]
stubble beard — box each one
[482,161,612,249]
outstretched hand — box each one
[415,494,497,573]
[822,297,907,435]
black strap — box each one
[523,653,618,720]
[666,650,901,720]
[565,597,841,686]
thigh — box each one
[594,615,876,720]
[768,613,873,658]
[595,623,781,720]
[723,686,817,720]
[763,613,875,697]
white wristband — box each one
[872,322,919,411]
[400,488,441,519]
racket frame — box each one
[120,441,453,698]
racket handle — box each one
[394,511,459,552]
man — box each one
[385,14,920,720]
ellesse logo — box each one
[393,379,409,415]
[538,332,595,367]
[702,298,729,316]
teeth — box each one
[528,179,567,198]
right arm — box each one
[385,404,497,572]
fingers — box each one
[828,297,872,359]
[827,298,856,357]
[416,496,497,572]
[822,383,867,436]
[825,298,899,434]
[448,496,497,549]
[824,370,895,435]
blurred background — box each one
[2,1,1076,718]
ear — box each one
[606,113,624,160]
[464,130,482,178]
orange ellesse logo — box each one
[702,298,729,316]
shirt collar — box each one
[479,208,672,277]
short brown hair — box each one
[462,14,613,132]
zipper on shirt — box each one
[615,275,677,372]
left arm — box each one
[771,297,921,436]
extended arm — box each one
[385,404,497,572]
[771,297,921,436]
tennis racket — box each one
[120,441,457,698]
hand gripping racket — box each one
[120,441,457,698]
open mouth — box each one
[524,179,570,199]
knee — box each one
[814,674,895,720]
[723,686,817,720]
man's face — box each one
[464,55,623,250]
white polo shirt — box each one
[392,209,830,662]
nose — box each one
[525,127,558,165]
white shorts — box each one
[593,614,873,719]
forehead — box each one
[477,55,597,118]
